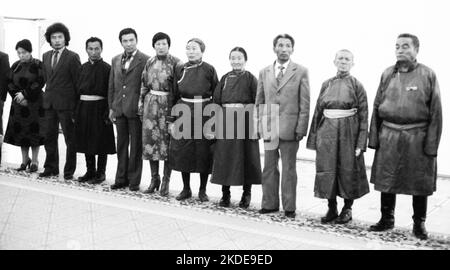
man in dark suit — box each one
[40,22,81,179]
[108,28,149,191]
[255,34,310,219]
[0,51,10,165]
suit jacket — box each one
[42,48,81,110]
[255,60,310,141]
[0,51,10,102]
[108,50,150,118]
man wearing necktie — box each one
[40,22,81,180]
[255,34,310,219]
[108,28,149,191]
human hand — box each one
[355,148,361,157]
[19,99,28,106]
[14,92,25,103]
[168,123,175,135]
[109,109,116,124]
[295,133,304,141]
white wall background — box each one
[1,0,449,174]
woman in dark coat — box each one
[139,32,182,196]
[169,38,218,202]
[211,47,261,208]
[306,49,369,224]
[4,39,45,172]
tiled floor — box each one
[0,176,416,250]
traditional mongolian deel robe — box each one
[75,59,116,155]
[139,54,181,161]
[210,70,262,186]
[307,73,369,199]
[368,62,442,196]
[169,61,218,173]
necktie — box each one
[121,53,132,70]
[276,65,285,84]
[52,50,59,70]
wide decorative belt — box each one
[323,108,357,118]
[181,97,211,103]
[150,90,169,96]
[223,103,245,108]
[382,121,428,130]
[80,95,105,101]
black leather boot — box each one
[412,196,428,240]
[159,161,171,196]
[78,155,96,183]
[89,155,106,184]
[336,199,353,224]
[369,193,396,231]
[321,199,338,223]
[176,188,192,200]
[144,161,161,194]
[239,184,252,208]
[219,186,231,207]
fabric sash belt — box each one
[323,108,357,118]
[223,103,245,108]
[150,90,169,96]
[80,95,105,101]
[181,97,211,103]
[382,121,428,130]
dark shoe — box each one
[143,177,161,194]
[413,221,428,240]
[285,211,296,218]
[87,173,105,185]
[16,158,31,171]
[110,183,128,190]
[239,193,251,209]
[129,186,140,192]
[64,175,74,180]
[258,208,279,214]
[219,194,231,207]
[159,178,170,196]
[176,189,192,201]
[198,189,209,202]
[321,208,339,223]
[39,170,58,178]
[369,218,395,231]
[78,171,96,183]
[29,163,38,173]
[335,208,352,224]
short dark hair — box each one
[398,33,420,51]
[15,39,33,53]
[229,47,248,61]
[273,34,295,48]
[119,28,138,42]
[85,37,103,49]
[152,32,171,48]
[45,22,71,46]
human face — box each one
[334,51,354,73]
[17,48,32,62]
[121,33,137,54]
[229,51,246,71]
[86,41,102,61]
[273,38,293,64]
[154,39,169,57]
[186,41,203,62]
[50,32,65,50]
[396,37,418,62]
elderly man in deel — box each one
[368,33,442,240]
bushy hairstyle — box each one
[273,33,295,48]
[152,32,171,48]
[119,28,138,42]
[229,47,248,61]
[398,33,420,51]
[85,37,103,49]
[45,22,71,46]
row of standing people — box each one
[0,23,442,241]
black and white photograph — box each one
[0,0,449,255]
